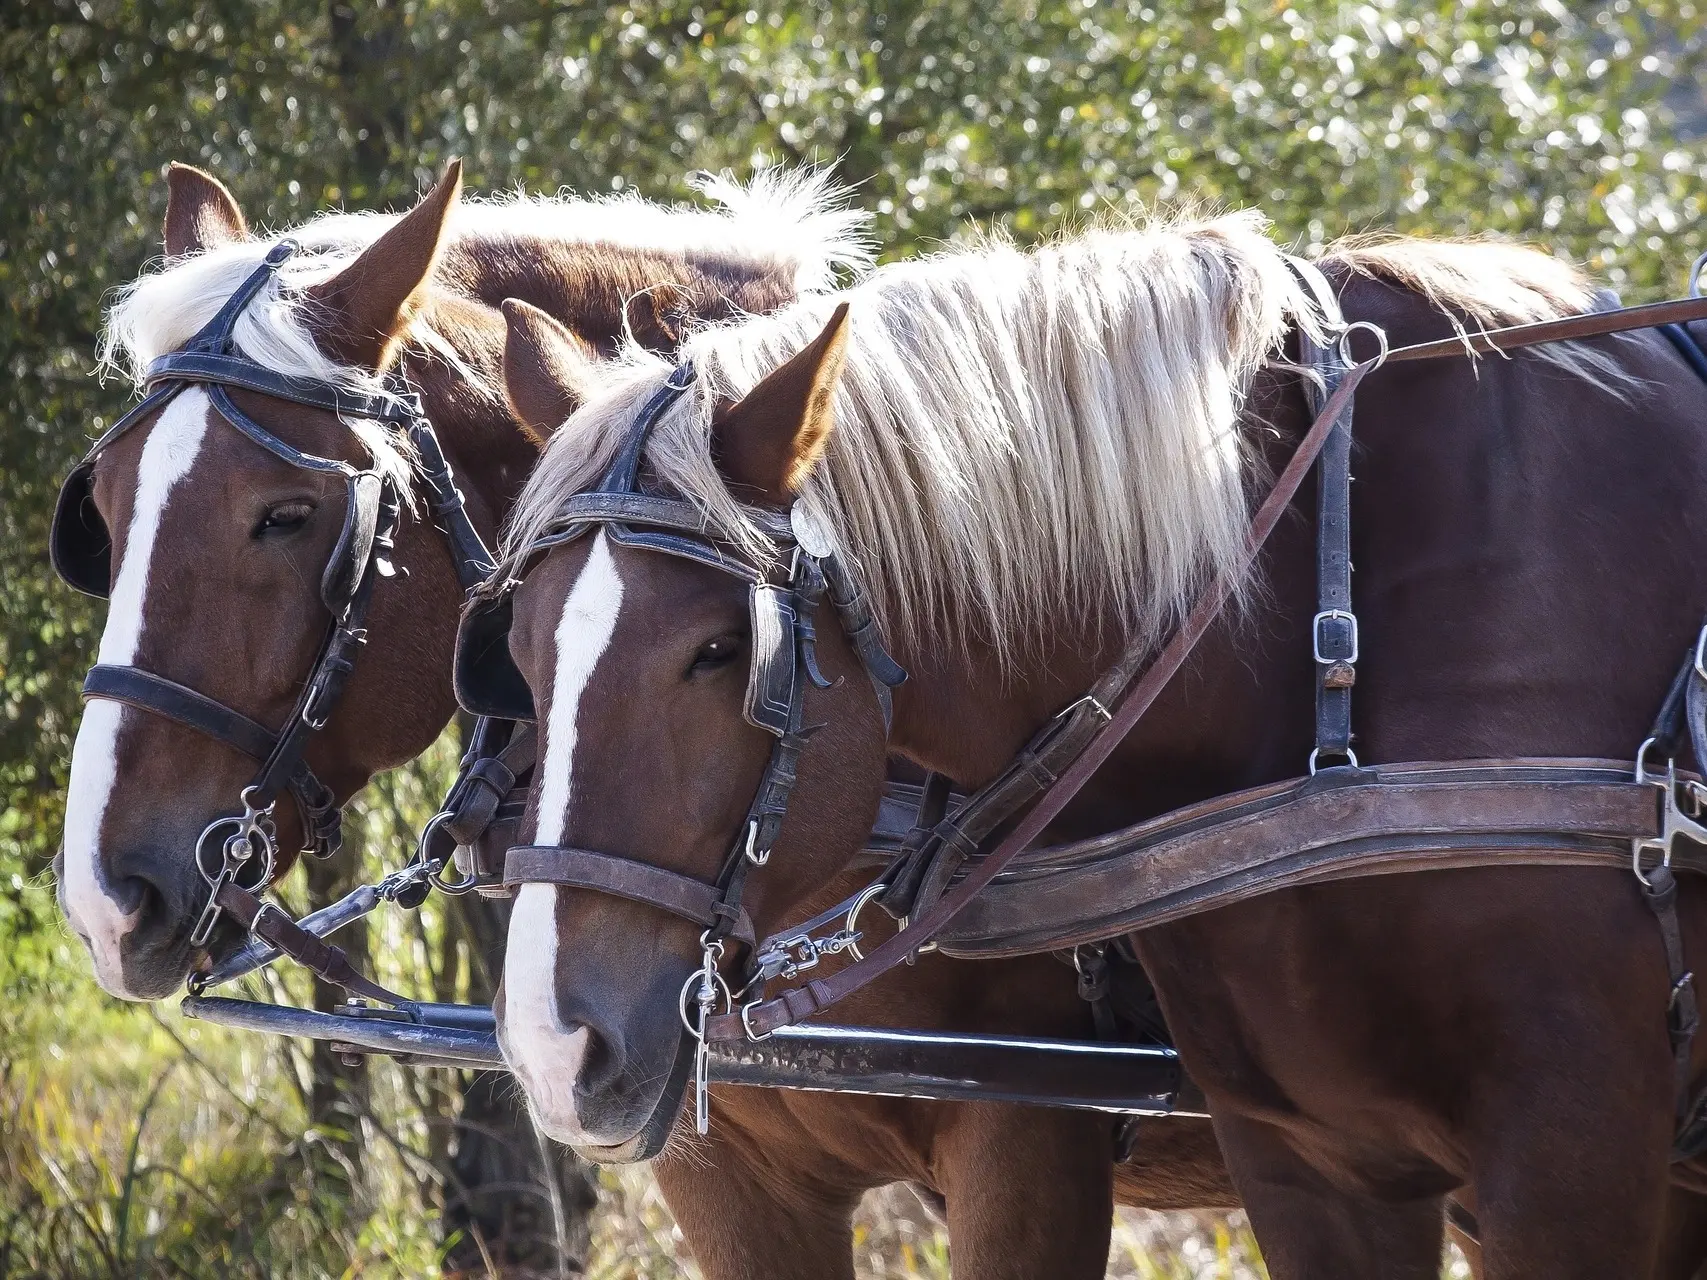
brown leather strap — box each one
[505,846,756,948]
[444,723,536,848]
[712,360,1377,1041]
[1384,293,1707,365]
[930,759,1691,956]
[213,882,409,1007]
[1640,864,1702,1124]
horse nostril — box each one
[104,847,176,927]
[572,1021,626,1097]
[108,875,149,917]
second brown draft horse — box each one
[481,209,1707,1277]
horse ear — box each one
[303,158,462,371]
[500,298,600,443]
[164,163,248,256]
[712,302,850,506]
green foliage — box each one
[1,1,1702,1276]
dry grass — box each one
[588,1163,1476,1279]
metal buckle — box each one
[1312,609,1359,665]
[739,998,773,1042]
[742,819,770,867]
[1633,757,1707,887]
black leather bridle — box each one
[53,240,496,948]
[453,362,907,1128]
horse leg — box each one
[653,1128,862,1280]
[1212,1112,1444,1280]
[933,1102,1115,1280]
[1656,1188,1707,1280]
[1467,1091,1669,1280]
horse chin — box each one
[564,1028,695,1166]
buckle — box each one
[1633,757,1707,886]
[1313,609,1359,665]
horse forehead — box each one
[96,392,347,525]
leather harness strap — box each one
[504,846,756,948]
[1290,261,1359,767]
[919,759,1698,955]
[213,880,410,1008]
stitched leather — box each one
[504,846,755,947]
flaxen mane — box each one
[501,210,1612,670]
[97,168,873,491]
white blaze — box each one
[62,389,212,996]
[503,531,625,1140]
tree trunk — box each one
[303,844,371,1205]
[441,891,599,1278]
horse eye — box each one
[253,501,315,538]
[689,634,743,675]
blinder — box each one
[744,583,799,737]
[322,470,386,610]
[50,458,111,599]
[455,592,534,722]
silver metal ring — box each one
[1308,746,1359,775]
[1337,320,1390,370]
[677,966,732,1038]
[841,882,887,962]
[1690,251,1707,299]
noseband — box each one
[53,240,495,947]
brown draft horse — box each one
[52,166,1235,1273]
[488,209,1707,1278]
[497,305,1238,1279]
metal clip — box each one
[742,819,770,867]
[1057,694,1113,724]
[1633,758,1707,887]
[752,925,864,985]
[677,933,731,1136]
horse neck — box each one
[885,362,1319,830]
